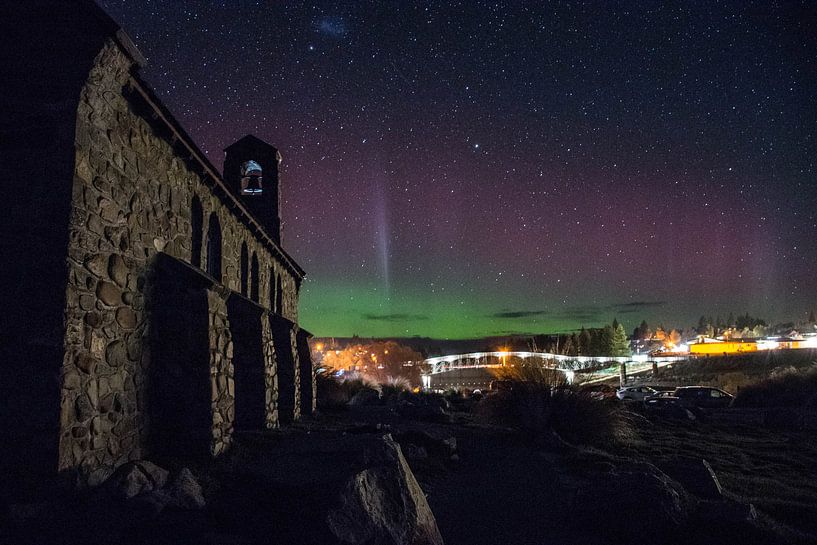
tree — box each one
[588,328,608,356]
[578,327,592,355]
[697,315,708,334]
[319,340,424,385]
[610,321,631,357]
[568,332,579,356]
[668,329,681,349]
[561,334,576,356]
[599,325,614,356]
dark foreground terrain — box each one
[3,402,817,545]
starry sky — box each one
[98,0,817,339]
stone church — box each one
[0,1,314,494]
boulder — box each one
[165,467,206,510]
[394,429,457,458]
[105,460,169,499]
[326,436,444,545]
[396,402,451,423]
[345,423,393,434]
[402,444,429,460]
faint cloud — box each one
[362,312,429,322]
[489,301,666,324]
[555,309,602,322]
[610,301,666,314]
[491,310,548,319]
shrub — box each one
[733,365,817,408]
[315,367,350,411]
[479,364,633,447]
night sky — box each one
[98,1,817,339]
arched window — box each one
[240,242,249,296]
[206,213,222,280]
[275,275,283,314]
[191,196,203,268]
[240,160,263,195]
[250,253,259,302]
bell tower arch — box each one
[223,135,282,244]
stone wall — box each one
[262,312,280,429]
[59,36,309,481]
[290,327,302,421]
[208,289,234,457]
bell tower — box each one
[223,134,282,244]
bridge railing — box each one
[425,351,688,375]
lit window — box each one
[241,160,263,195]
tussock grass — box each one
[479,364,634,447]
[381,375,412,403]
[733,365,817,408]
[317,370,419,410]
[316,368,381,411]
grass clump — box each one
[733,364,817,408]
[381,375,412,404]
[479,364,634,447]
[316,369,381,411]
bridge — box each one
[421,351,689,391]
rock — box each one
[71,426,88,438]
[87,466,114,488]
[115,307,137,329]
[84,254,108,278]
[79,294,96,311]
[105,339,128,367]
[571,462,690,538]
[108,254,128,287]
[346,423,392,434]
[75,395,94,421]
[105,460,169,499]
[394,430,457,458]
[84,311,102,327]
[326,436,444,545]
[403,444,429,460]
[165,468,206,510]
[96,281,121,306]
[75,353,97,374]
[396,402,451,423]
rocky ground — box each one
[3,401,816,544]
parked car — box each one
[644,390,680,408]
[616,385,658,401]
[672,386,733,409]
